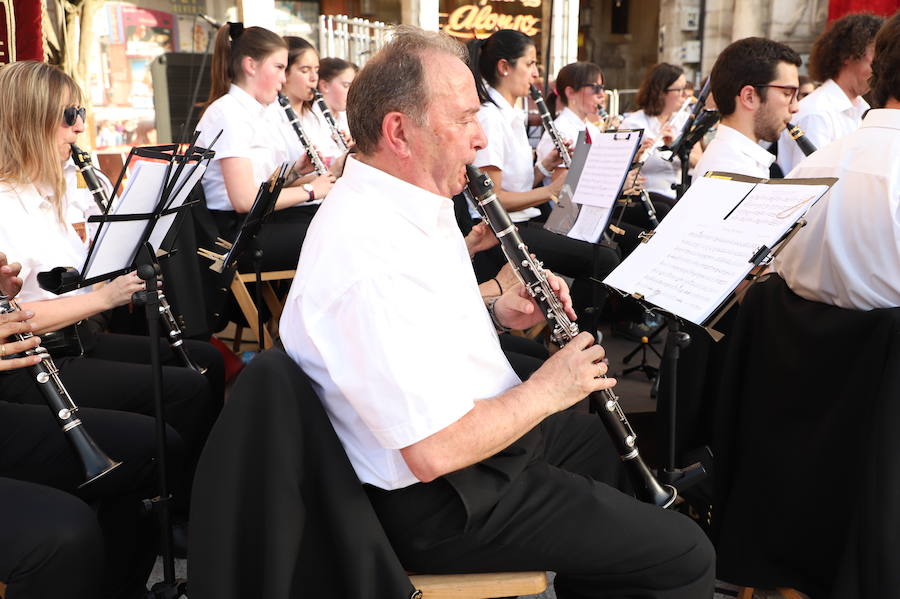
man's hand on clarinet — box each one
[492,270,575,331]
[527,332,616,412]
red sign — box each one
[0,0,44,65]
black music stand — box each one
[603,173,836,498]
[197,163,292,352]
[38,139,215,599]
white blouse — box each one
[473,86,541,222]
[535,107,603,184]
[620,109,686,200]
[0,182,89,302]
[196,84,301,212]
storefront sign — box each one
[440,0,542,40]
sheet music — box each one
[563,131,641,242]
[83,160,205,280]
[603,176,831,325]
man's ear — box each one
[380,111,413,159]
[737,84,760,111]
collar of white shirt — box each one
[715,123,775,170]
[486,84,525,128]
[342,155,455,235]
[227,83,270,118]
[811,78,870,119]
[860,107,900,131]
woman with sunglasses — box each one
[621,63,698,207]
[467,31,620,330]
[535,62,607,171]
[197,25,335,271]
[0,60,222,485]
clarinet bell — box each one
[70,426,123,488]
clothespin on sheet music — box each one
[638,230,656,244]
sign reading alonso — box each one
[440,0,542,40]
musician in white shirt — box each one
[467,31,620,325]
[535,61,605,167]
[694,37,802,180]
[281,26,713,599]
[197,25,335,271]
[776,13,883,174]
[777,12,900,311]
[621,63,697,204]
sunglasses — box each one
[62,106,87,127]
[579,83,606,94]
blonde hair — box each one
[0,61,81,222]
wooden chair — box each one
[227,269,295,350]
[409,571,547,598]
[190,348,549,599]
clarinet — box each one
[638,189,660,229]
[465,165,676,508]
[157,291,206,374]
[313,90,350,153]
[277,92,328,175]
[70,143,110,212]
[787,122,817,157]
[529,84,572,168]
[0,295,122,487]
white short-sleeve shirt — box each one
[776,78,868,175]
[196,84,301,211]
[0,182,89,302]
[473,86,541,222]
[692,124,775,180]
[775,109,900,310]
[620,109,685,200]
[280,156,521,490]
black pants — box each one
[212,204,319,272]
[0,478,103,599]
[0,333,221,477]
[0,401,185,599]
[367,412,715,599]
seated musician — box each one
[197,24,335,271]
[467,31,619,328]
[776,12,900,310]
[694,37,802,179]
[280,27,714,599]
[0,60,222,473]
[0,251,186,599]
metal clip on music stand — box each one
[38,137,215,599]
[197,163,291,352]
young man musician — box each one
[776,12,884,173]
[280,26,714,599]
[776,11,900,310]
[694,37,802,179]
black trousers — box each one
[0,333,221,480]
[0,478,103,599]
[367,412,715,599]
[0,401,185,599]
[212,204,319,272]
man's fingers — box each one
[568,331,596,350]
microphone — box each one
[198,14,223,29]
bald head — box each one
[347,26,469,155]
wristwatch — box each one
[302,183,315,202]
